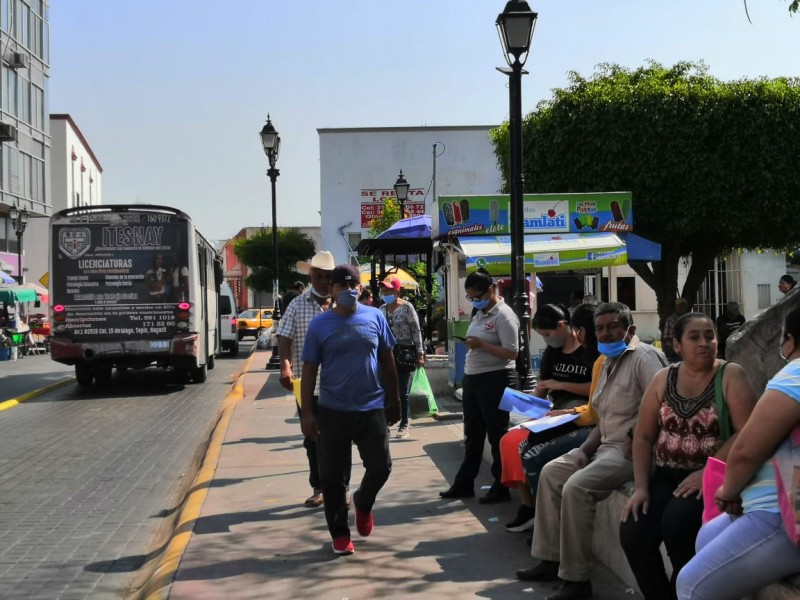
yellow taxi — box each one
[237,308,273,340]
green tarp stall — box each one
[456,232,630,275]
[0,284,37,303]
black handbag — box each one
[394,344,418,372]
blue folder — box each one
[499,387,551,419]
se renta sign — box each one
[436,192,633,237]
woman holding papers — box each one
[502,304,600,533]
[439,269,520,504]
[620,312,756,600]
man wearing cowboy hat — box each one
[276,250,350,508]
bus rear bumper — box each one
[50,333,200,369]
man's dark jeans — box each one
[316,406,392,539]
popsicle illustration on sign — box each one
[490,199,499,226]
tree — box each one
[234,228,316,293]
[490,61,800,319]
[368,198,401,238]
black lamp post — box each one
[393,170,409,219]
[497,0,537,391]
[8,204,30,284]
[260,115,282,370]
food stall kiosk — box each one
[433,192,660,388]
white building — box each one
[25,114,103,288]
[318,125,502,265]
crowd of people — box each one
[273,254,800,597]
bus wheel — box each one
[95,367,113,386]
[229,344,239,357]
[75,363,93,386]
[190,364,207,384]
[207,355,216,370]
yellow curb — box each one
[138,350,259,600]
[0,377,76,413]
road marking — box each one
[0,377,75,413]
[136,349,258,600]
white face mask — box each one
[311,287,330,299]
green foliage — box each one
[491,61,800,317]
[234,228,316,292]
[406,261,441,310]
[368,198,401,238]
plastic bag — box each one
[409,367,438,418]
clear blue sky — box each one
[50,1,799,243]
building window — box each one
[616,276,637,310]
[757,284,771,310]
[4,67,17,116]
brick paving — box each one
[0,348,252,599]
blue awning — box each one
[618,233,661,262]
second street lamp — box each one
[9,204,30,284]
[260,115,282,371]
[393,170,409,219]
[497,0,537,391]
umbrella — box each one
[0,284,37,303]
[376,215,432,239]
[19,282,48,303]
[358,264,419,290]
[0,271,15,284]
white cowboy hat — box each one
[296,251,335,274]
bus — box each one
[49,205,222,386]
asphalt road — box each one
[0,343,253,600]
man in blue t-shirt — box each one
[301,263,401,555]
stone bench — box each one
[594,483,800,599]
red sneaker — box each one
[355,507,374,537]
[331,536,354,555]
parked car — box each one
[237,308,273,340]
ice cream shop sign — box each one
[435,192,634,237]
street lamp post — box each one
[497,0,537,391]
[393,170,409,219]
[260,115,282,371]
[8,204,30,284]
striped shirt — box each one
[275,288,331,379]
[592,336,667,445]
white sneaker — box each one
[396,424,410,438]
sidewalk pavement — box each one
[162,349,638,600]
[0,352,74,404]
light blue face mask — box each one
[471,298,490,310]
[597,327,631,358]
[337,288,359,308]
[381,295,397,305]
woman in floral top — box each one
[379,275,423,438]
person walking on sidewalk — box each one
[379,274,424,439]
[277,250,337,509]
[517,302,667,600]
[439,268,519,504]
[300,264,401,555]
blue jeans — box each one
[676,510,800,599]
[397,369,413,427]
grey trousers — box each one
[531,444,633,582]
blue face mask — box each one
[381,295,397,305]
[597,327,631,358]
[337,288,359,308]
[471,298,490,310]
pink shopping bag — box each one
[772,425,800,546]
[702,456,726,523]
